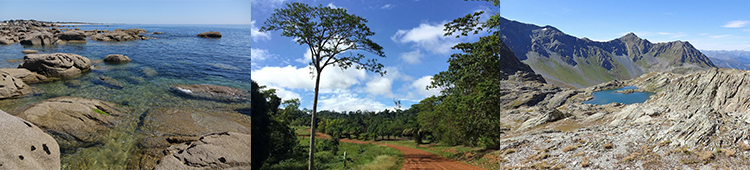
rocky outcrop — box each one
[13,97,131,148]
[197,31,221,38]
[0,110,61,170]
[0,68,48,84]
[170,84,250,102]
[0,71,33,99]
[517,108,570,131]
[129,108,251,169]
[93,75,124,89]
[90,28,148,42]
[18,53,92,78]
[20,32,56,45]
[153,132,250,170]
[56,30,86,41]
[103,54,131,63]
[21,49,38,54]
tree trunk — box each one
[308,70,322,170]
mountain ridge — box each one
[499,17,716,88]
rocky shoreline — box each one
[0,20,244,169]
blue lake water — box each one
[582,86,653,105]
[0,24,251,169]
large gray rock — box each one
[0,71,33,99]
[103,54,131,63]
[171,84,250,102]
[129,108,251,169]
[0,110,61,170]
[56,30,86,41]
[197,31,221,38]
[154,132,250,170]
[21,49,38,54]
[18,53,92,78]
[0,36,16,45]
[0,68,48,84]
[90,28,147,42]
[19,32,55,45]
[13,97,130,148]
[517,108,569,131]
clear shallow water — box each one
[582,86,653,105]
[0,25,251,169]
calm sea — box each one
[0,24,251,169]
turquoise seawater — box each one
[0,25,251,169]
[582,86,653,105]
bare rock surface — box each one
[90,28,148,42]
[21,49,38,54]
[0,110,61,170]
[0,71,33,99]
[13,97,131,149]
[170,84,250,102]
[0,68,48,84]
[197,31,222,38]
[18,53,92,78]
[103,54,131,63]
[153,132,250,170]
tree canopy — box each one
[260,2,386,169]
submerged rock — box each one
[170,84,250,102]
[154,132,250,170]
[129,107,250,169]
[197,31,221,38]
[0,110,61,170]
[18,53,92,78]
[103,54,131,63]
[94,75,124,89]
[13,97,131,148]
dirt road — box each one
[303,130,486,170]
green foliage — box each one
[261,3,387,168]
[412,0,508,149]
[92,109,110,116]
[253,81,304,169]
[260,2,386,75]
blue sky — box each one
[252,0,750,112]
[0,0,251,24]
[502,0,750,50]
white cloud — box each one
[250,0,286,8]
[391,21,458,54]
[410,76,441,99]
[251,48,275,67]
[710,34,732,39]
[262,85,301,101]
[251,48,274,61]
[723,20,749,28]
[251,20,270,42]
[381,4,394,9]
[327,3,341,9]
[251,65,366,92]
[366,76,393,97]
[399,49,424,64]
[364,67,410,97]
[318,92,387,112]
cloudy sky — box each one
[252,0,749,112]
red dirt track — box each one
[303,130,485,170]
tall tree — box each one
[261,2,386,169]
